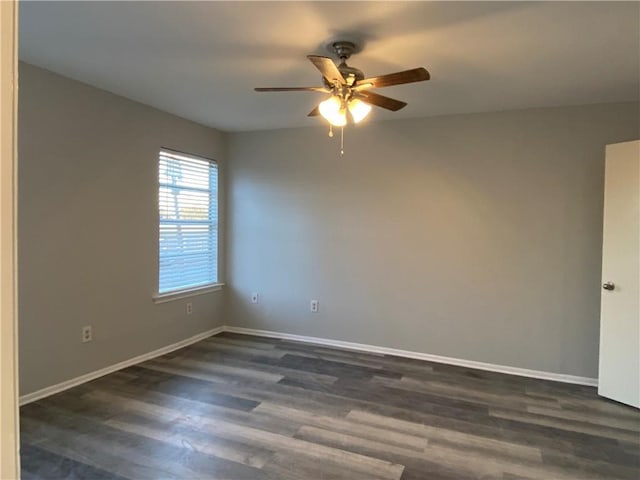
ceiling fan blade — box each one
[254,87,328,92]
[357,91,407,111]
[357,67,430,89]
[307,105,320,117]
[352,82,373,92]
[307,55,346,85]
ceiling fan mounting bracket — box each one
[324,39,362,61]
[333,41,356,60]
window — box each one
[158,149,218,295]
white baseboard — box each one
[223,326,598,387]
[19,323,598,405]
[19,326,225,406]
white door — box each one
[598,140,640,408]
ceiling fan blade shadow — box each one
[357,91,407,111]
[307,105,320,117]
[307,55,346,85]
[357,68,430,89]
[254,87,328,92]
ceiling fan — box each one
[254,40,430,128]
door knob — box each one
[602,282,615,291]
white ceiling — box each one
[19,1,640,132]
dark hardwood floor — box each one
[21,332,640,479]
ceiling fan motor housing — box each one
[338,64,364,81]
[322,64,365,89]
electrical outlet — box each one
[251,292,259,304]
[310,300,319,313]
[186,302,193,315]
[82,326,92,343]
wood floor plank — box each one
[21,411,235,480]
[377,376,561,410]
[216,332,284,346]
[527,404,640,430]
[194,338,287,359]
[559,397,640,420]
[541,449,640,480]
[277,375,492,420]
[293,424,483,480]
[490,407,640,443]
[123,365,261,411]
[130,363,353,417]
[271,352,404,380]
[346,409,543,462]
[422,437,618,480]
[354,398,623,459]
[294,426,436,468]
[21,332,640,480]
[158,355,285,383]
[105,400,405,479]
[254,402,427,451]
[20,443,128,480]
[84,388,302,437]
[227,354,340,386]
[261,451,392,480]
[88,388,405,479]
[106,415,273,468]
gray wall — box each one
[18,63,226,395]
[18,61,640,389]
[226,102,639,379]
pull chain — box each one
[326,123,344,155]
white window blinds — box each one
[158,149,218,294]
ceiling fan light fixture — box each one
[254,39,430,142]
[319,96,347,127]
[348,98,371,123]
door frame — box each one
[0,0,20,478]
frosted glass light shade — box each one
[348,98,372,123]
[319,96,347,127]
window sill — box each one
[153,283,225,304]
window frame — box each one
[153,147,223,303]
